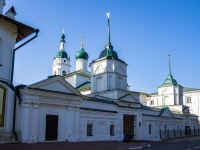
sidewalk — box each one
[163,135,200,143]
[0,141,150,150]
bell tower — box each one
[90,13,127,93]
[158,55,183,106]
[52,29,71,76]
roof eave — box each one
[0,14,36,43]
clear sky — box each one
[4,0,200,94]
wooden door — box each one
[45,115,58,141]
[123,115,134,140]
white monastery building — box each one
[0,0,200,144]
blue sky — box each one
[4,0,200,93]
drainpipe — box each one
[12,29,39,141]
[11,29,39,84]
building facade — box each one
[0,0,38,143]
[0,0,199,144]
[147,57,200,123]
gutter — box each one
[11,29,39,142]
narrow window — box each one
[62,71,66,76]
[0,86,6,127]
[186,97,191,103]
[149,124,152,134]
[87,124,93,136]
[110,125,115,136]
[164,125,167,133]
[150,100,154,105]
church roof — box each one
[149,87,200,95]
[99,43,118,58]
[92,13,125,64]
[55,31,68,59]
[160,74,178,87]
[0,14,37,43]
[75,48,89,60]
[83,95,118,105]
[160,55,179,87]
[75,36,89,60]
[183,87,200,92]
[64,70,90,78]
[76,81,91,91]
[56,51,68,59]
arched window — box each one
[0,86,6,127]
[117,77,123,89]
[62,71,66,76]
[96,76,103,92]
[109,75,112,90]
[0,38,3,65]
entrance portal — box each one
[45,115,58,141]
[123,115,134,140]
[185,126,191,136]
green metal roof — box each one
[99,43,118,59]
[64,70,90,78]
[76,81,91,91]
[75,48,89,60]
[160,55,179,87]
[160,74,178,87]
[83,96,118,105]
[183,87,200,92]
[140,104,160,111]
[97,14,120,61]
[150,87,200,95]
[149,92,158,95]
[56,51,68,59]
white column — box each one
[31,104,39,143]
[20,103,30,143]
[74,107,80,141]
[135,113,142,140]
[117,113,123,141]
[66,106,74,141]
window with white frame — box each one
[150,100,154,105]
[186,97,191,103]
[87,124,93,136]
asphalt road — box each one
[146,137,200,150]
[0,136,200,150]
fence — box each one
[160,128,200,140]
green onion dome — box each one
[56,51,68,59]
[75,48,89,60]
[99,43,118,59]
